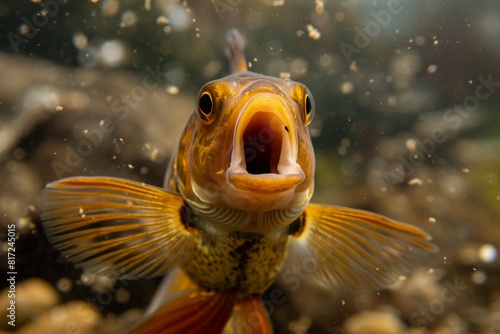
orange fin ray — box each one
[289,204,438,290]
[41,176,194,279]
[132,290,237,334]
[224,296,273,334]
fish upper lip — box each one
[227,94,304,193]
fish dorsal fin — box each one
[226,29,248,73]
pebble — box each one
[344,309,407,334]
[17,301,101,334]
[0,278,60,329]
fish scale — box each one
[182,229,289,294]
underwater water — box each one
[0,1,499,333]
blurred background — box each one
[0,0,499,333]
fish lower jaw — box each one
[227,163,304,194]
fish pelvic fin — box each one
[224,295,274,334]
[226,29,248,73]
[41,176,195,280]
[132,290,237,334]
[288,204,438,291]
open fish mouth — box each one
[227,94,305,193]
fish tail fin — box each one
[131,290,237,334]
[224,295,274,334]
[226,29,248,73]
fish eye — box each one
[302,92,315,126]
[198,92,213,120]
[305,95,312,115]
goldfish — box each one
[41,30,437,333]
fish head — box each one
[178,71,315,214]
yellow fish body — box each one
[41,30,437,333]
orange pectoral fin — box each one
[41,176,194,280]
[132,290,237,334]
[288,204,438,291]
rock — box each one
[344,309,407,334]
[17,301,101,334]
[0,278,60,329]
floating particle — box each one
[128,164,135,169]
[415,35,426,46]
[461,168,470,173]
[72,32,89,51]
[166,85,179,95]
[151,148,159,161]
[167,4,192,31]
[315,0,324,14]
[203,59,223,78]
[349,60,358,72]
[427,64,438,73]
[387,95,398,106]
[471,270,487,285]
[341,138,351,148]
[102,0,119,16]
[31,0,42,3]
[140,167,149,175]
[144,0,152,11]
[319,53,332,67]
[55,105,64,111]
[90,0,99,3]
[279,72,291,80]
[57,278,73,293]
[340,81,353,94]
[428,217,436,224]
[79,207,86,218]
[116,288,131,303]
[290,58,308,77]
[120,10,137,28]
[335,11,345,21]
[273,0,285,7]
[408,178,423,186]
[80,273,93,285]
[288,315,312,333]
[19,24,30,36]
[479,244,497,263]
[156,16,169,25]
[405,138,417,151]
[306,24,321,40]
[99,40,126,67]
